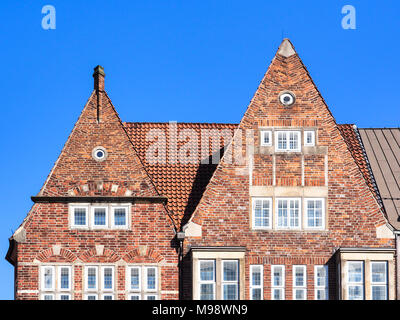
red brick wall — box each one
[184,45,394,299]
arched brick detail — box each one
[67,181,136,197]
[79,248,121,263]
[35,247,77,263]
[123,247,164,263]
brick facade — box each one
[6,40,396,300]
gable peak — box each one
[277,38,296,58]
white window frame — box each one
[292,265,307,300]
[314,265,329,300]
[127,266,141,292]
[252,198,272,230]
[144,266,158,292]
[101,266,115,292]
[275,131,301,152]
[91,205,109,229]
[41,293,55,300]
[370,261,388,300]
[58,266,72,291]
[260,131,272,146]
[70,204,89,229]
[85,294,98,300]
[304,198,325,230]
[346,261,364,300]
[111,205,129,229]
[304,130,315,146]
[198,260,216,300]
[221,260,239,300]
[58,293,71,300]
[41,266,55,291]
[271,265,285,300]
[275,198,301,230]
[85,266,99,292]
[250,265,263,300]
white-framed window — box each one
[347,261,364,300]
[126,265,159,300]
[271,265,285,300]
[250,265,263,300]
[42,293,55,300]
[91,206,108,229]
[101,294,114,300]
[71,205,89,228]
[85,266,98,291]
[304,131,315,146]
[85,294,98,300]
[199,260,216,300]
[276,198,301,229]
[275,131,301,152]
[314,265,328,300]
[40,265,73,300]
[111,206,129,229]
[304,198,325,229]
[69,203,130,230]
[221,260,239,300]
[58,266,71,291]
[129,294,141,300]
[292,265,307,300]
[252,198,272,230]
[370,261,388,300]
[260,131,272,146]
[101,266,114,291]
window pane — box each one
[44,268,53,289]
[252,288,262,300]
[316,289,326,300]
[60,267,70,289]
[277,132,287,150]
[372,286,387,300]
[146,295,156,300]
[294,267,305,287]
[252,266,261,286]
[130,295,140,300]
[223,284,238,300]
[87,267,97,289]
[316,267,326,287]
[200,261,214,281]
[272,288,283,300]
[200,284,214,300]
[94,208,106,225]
[87,295,97,300]
[44,294,53,300]
[294,289,305,300]
[371,263,386,283]
[74,208,86,225]
[114,208,127,226]
[289,132,299,150]
[223,261,238,281]
[130,268,140,290]
[277,200,288,227]
[103,295,113,300]
[289,200,299,227]
[103,268,113,289]
[348,285,363,300]
[147,268,156,290]
[60,294,70,300]
[254,199,270,227]
[273,267,283,286]
[348,263,362,283]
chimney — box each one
[93,65,105,91]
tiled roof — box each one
[337,124,380,202]
[125,122,386,228]
[358,128,400,229]
[124,122,237,227]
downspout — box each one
[395,231,400,300]
[176,231,186,300]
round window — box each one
[279,91,295,106]
[92,146,108,162]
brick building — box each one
[6,39,398,300]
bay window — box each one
[222,260,239,300]
[347,261,364,300]
[371,262,387,300]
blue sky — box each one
[0,1,399,299]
